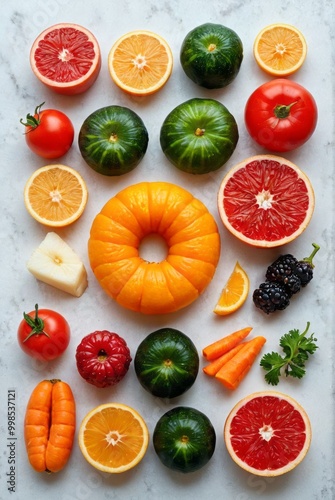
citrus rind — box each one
[253,23,307,77]
[108,30,173,96]
[24,164,88,227]
[217,155,315,248]
[224,391,312,477]
[30,23,101,95]
[213,261,249,315]
[78,403,149,474]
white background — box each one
[0,1,334,499]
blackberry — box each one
[294,243,320,287]
[265,254,301,294]
[253,281,291,314]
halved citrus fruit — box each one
[253,23,307,76]
[30,23,101,95]
[224,391,312,476]
[213,261,249,315]
[217,155,315,248]
[24,164,88,227]
[78,403,149,473]
[108,30,173,96]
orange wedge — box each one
[78,403,149,473]
[253,24,307,76]
[213,262,249,315]
[108,30,173,96]
[24,164,88,227]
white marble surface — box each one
[0,1,334,499]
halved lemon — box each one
[108,30,173,96]
[24,164,88,227]
[253,23,307,76]
[78,403,149,473]
[213,261,249,315]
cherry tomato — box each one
[17,304,70,361]
[20,102,74,159]
[244,79,318,152]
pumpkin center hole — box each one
[139,233,168,262]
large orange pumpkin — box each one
[88,182,220,314]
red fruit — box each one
[75,330,132,388]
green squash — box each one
[134,328,199,399]
[160,98,238,174]
[153,406,216,473]
[78,105,148,176]
[180,23,243,89]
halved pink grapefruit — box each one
[224,391,312,477]
[30,23,101,95]
[217,155,315,248]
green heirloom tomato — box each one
[153,406,216,473]
[160,98,238,174]
[78,105,148,176]
[134,328,199,399]
[180,23,243,89]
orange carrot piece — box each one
[203,342,247,376]
[215,336,266,390]
[202,327,252,361]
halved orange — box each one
[217,155,315,248]
[24,164,88,227]
[78,403,149,473]
[213,261,249,315]
[253,23,307,76]
[108,30,173,96]
[30,23,101,95]
[224,391,312,476]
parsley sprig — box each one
[260,322,318,386]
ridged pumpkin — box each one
[88,181,220,314]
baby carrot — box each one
[215,336,266,390]
[202,327,253,361]
[203,342,247,376]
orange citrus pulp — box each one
[24,164,88,227]
[214,262,249,315]
[78,403,149,473]
[253,23,307,76]
[108,30,173,95]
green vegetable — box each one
[160,98,238,174]
[78,105,148,176]
[260,322,318,385]
[134,328,199,399]
[180,23,243,89]
[153,406,216,473]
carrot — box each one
[24,379,76,473]
[202,327,253,361]
[203,342,247,376]
[215,336,266,390]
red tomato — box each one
[20,102,74,158]
[17,304,70,361]
[244,79,318,152]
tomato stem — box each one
[20,102,45,131]
[274,101,298,119]
[22,304,50,342]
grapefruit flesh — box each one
[224,391,311,476]
[218,155,315,248]
[30,23,101,95]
